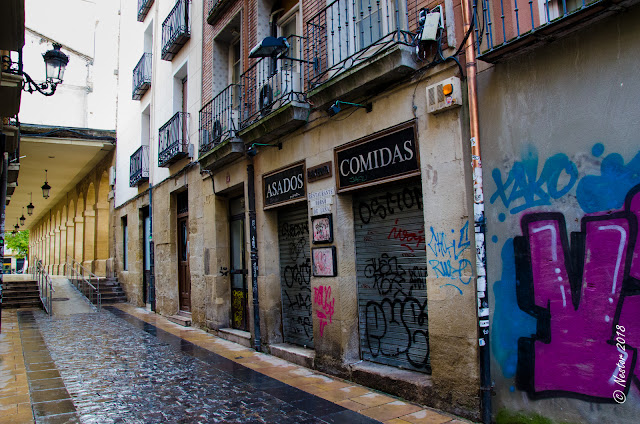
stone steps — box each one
[1,280,43,309]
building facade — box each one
[478,1,640,423]
[114,0,483,420]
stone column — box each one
[83,209,95,272]
[48,229,55,274]
[54,226,61,275]
[66,222,75,272]
[93,203,109,276]
[75,216,84,265]
[59,224,67,275]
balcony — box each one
[475,0,639,63]
[198,84,243,171]
[158,112,189,167]
[137,0,155,22]
[161,0,191,61]
[304,0,418,110]
[132,53,152,100]
[130,145,150,187]
[206,0,234,24]
[238,36,310,145]
[0,50,24,117]
[1,115,20,153]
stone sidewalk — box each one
[0,302,477,424]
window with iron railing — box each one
[130,145,149,187]
[199,84,241,155]
[240,35,306,129]
[305,0,416,88]
[161,0,191,61]
[158,112,189,167]
[132,53,152,100]
[475,0,603,61]
[138,0,155,22]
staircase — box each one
[168,311,192,327]
[68,276,127,305]
[1,279,42,309]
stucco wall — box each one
[479,5,640,423]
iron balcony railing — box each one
[132,53,152,100]
[159,112,189,167]
[138,0,155,22]
[240,35,306,129]
[206,0,227,22]
[130,145,150,187]
[474,0,601,60]
[305,0,416,88]
[199,84,241,155]
[161,0,191,61]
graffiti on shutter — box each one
[278,206,313,347]
[354,181,431,372]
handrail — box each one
[32,256,54,315]
[65,256,101,311]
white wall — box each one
[19,0,119,130]
[115,0,203,207]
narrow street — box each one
[1,300,471,424]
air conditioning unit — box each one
[257,70,301,116]
[426,76,462,114]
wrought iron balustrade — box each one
[161,0,191,61]
[132,53,152,100]
[199,84,241,155]
[305,0,416,88]
[159,112,189,167]
[130,145,150,187]
[474,0,608,61]
[240,35,306,129]
[138,0,155,22]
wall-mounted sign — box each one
[334,122,419,192]
[308,187,335,216]
[307,161,333,183]
[263,162,306,209]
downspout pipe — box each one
[247,161,261,352]
[148,183,156,311]
[0,135,6,333]
[461,1,492,423]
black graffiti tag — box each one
[358,187,423,224]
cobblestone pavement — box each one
[0,305,473,424]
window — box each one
[122,216,128,271]
[538,0,583,23]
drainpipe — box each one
[247,161,261,352]
[461,1,491,422]
[0,135,6,333]
[148,183,156,311]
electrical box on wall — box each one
[426,77,462,114]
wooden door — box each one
[143,209,150,304]
[177,215,191,312]
[229,197,248,330]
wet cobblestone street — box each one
[0,303,470,424]
[28,309,348,424]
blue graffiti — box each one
[428,221,472,294]
[576,146,640,213]
[490,146,578,214]
[491,239,536,378]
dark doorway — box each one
[142,207,151,305]
[229,196,248,330]
[177,191,191,312]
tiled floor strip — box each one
[17,310,79,424]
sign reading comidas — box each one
[335,123,419,192]
[263,162,306,209]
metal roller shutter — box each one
[278,205,313,348]
[354,181,431,373]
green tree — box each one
[5,230,29,258]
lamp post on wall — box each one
[1,43,69,96]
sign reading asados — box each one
[335,123,419,191]
[263,162,306,209]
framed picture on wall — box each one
[312,214,333,244]
[312,246,337,277]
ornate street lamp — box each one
[20,207,26,226]
[42,169,51,199]
[1,43,69,96]
[27,192,34,216]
